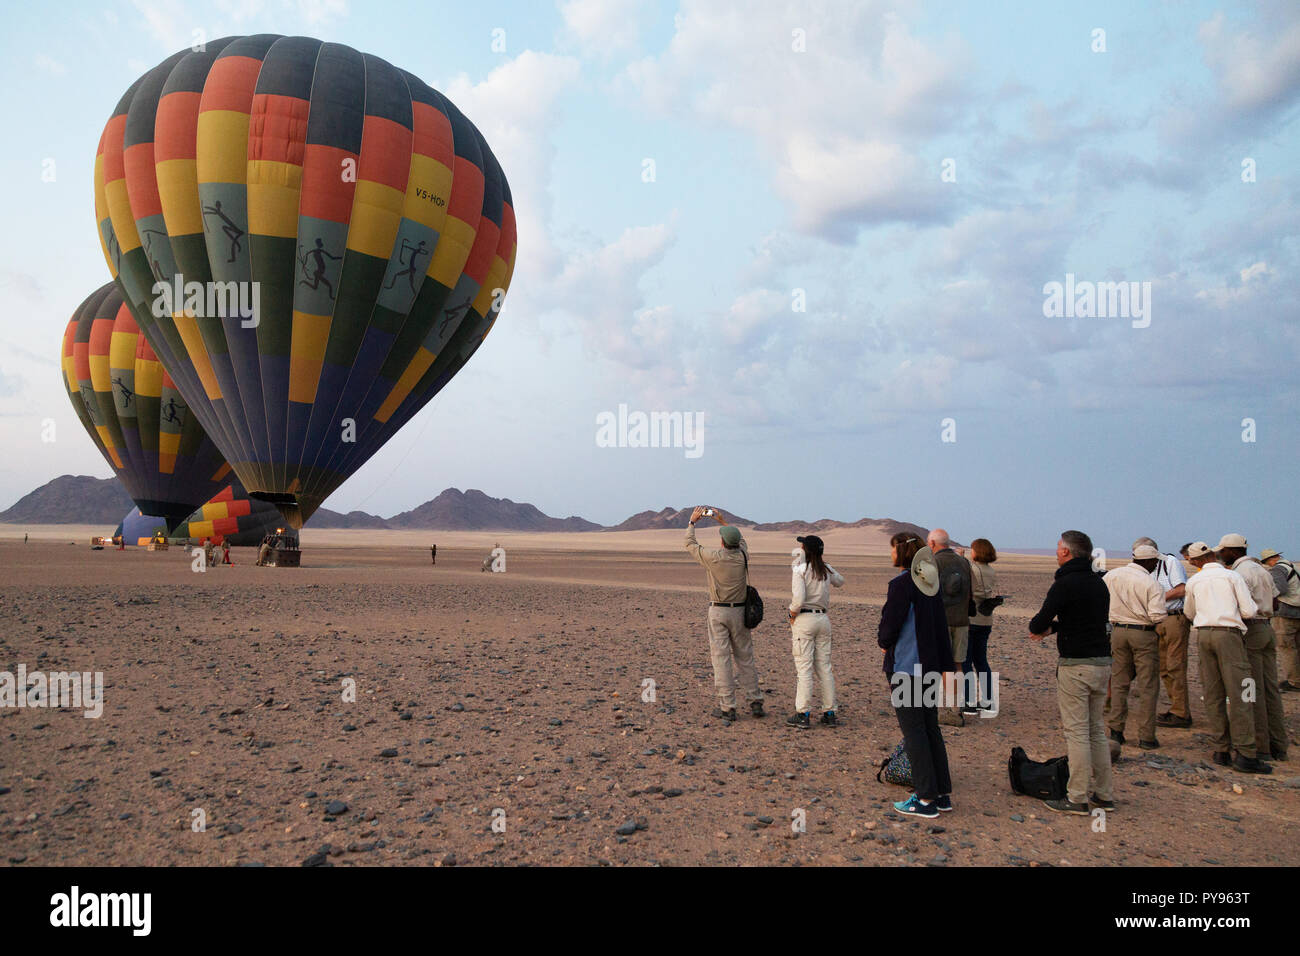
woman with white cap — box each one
[785,534,844,728]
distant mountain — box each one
[4,477,936,539]
[606,506,757,531]
[0,475,131,525]
[750,516,934,539]
[604,507,930,539]
[307,507,390,529]
[386,488,603,532]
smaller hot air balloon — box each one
[62,283,232,528]
[116,478,283,546]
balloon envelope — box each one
[62,282,232,528]
[117,477,284,546]
[95,35,516,527]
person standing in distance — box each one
[685,506,764,723]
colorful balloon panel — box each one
[117,477,283,546]
[62,283,232,528]
[95,36,516,528]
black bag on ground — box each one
[741,552,763,628]
[1008,746,1069,800]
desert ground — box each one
[2,526,1299,867]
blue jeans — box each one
[961,624,992,706]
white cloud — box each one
[33,54,66,76]
[1198,10,1300,115]
[625,0,969,239]
[559,0,645,58]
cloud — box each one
[559,0,645,58]
[1198,9,1300,117]
[625,0,970,239]
[33,54,66,76]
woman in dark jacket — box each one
[878,533,957,819]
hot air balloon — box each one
[94,35,517,528]
[116,478,285,547]
[62,283,232,528]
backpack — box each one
[1279,560,1300,605]
[1008,746,1069,800]
[876,742,912,787]
[741,551,764,628]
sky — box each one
[1,0,1297,551]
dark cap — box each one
[796,534,824,553]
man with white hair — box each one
[928,527,972,726]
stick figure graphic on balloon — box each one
[113,376,134,409]
[385,238,429,294]
[201,200,245,263]
[439,297,471,337]
[298,238,340,300]
[161,396,186,426]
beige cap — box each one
[1216,533,1247,550]
[1187,541,1214,559]
[911,546,940,597]
[1261,549,1283,561]
[1133,544,1160,560]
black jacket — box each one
[934,548,973,627]
[1028,556,1111,658]
[878,571,956,674]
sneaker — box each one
[1138,738,1160,750]
[1109,729,1126,745]
[711,706,737,722]
[1089,794,1116,811]
[1280,681,1299,693]
[1232,753,1273,774]
[960,705,980,717]
[786,711,810,728]
[1157,712,1192,728]
[938,709,965,727]
[1211,750,1232,767]
[1044,798,1090,815]
[819,710,838,726]
[934,794,953,812]
[893,795,939,819]
[750,701,765,718]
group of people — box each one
[198,537,233,566]
[683,508,1299,821]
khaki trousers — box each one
[707,605,762,710]
[1057,663,1113,805]
[1195,626,1256,757]
[1106,625,1160,742]
[1244,619,1288,757]
[791,612,835,713]
[1157,613,1191,719]
[1273,616,1300,685]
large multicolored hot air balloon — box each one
[62,282,231,527]
[94,35,517,528]
[116,478,284,546]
